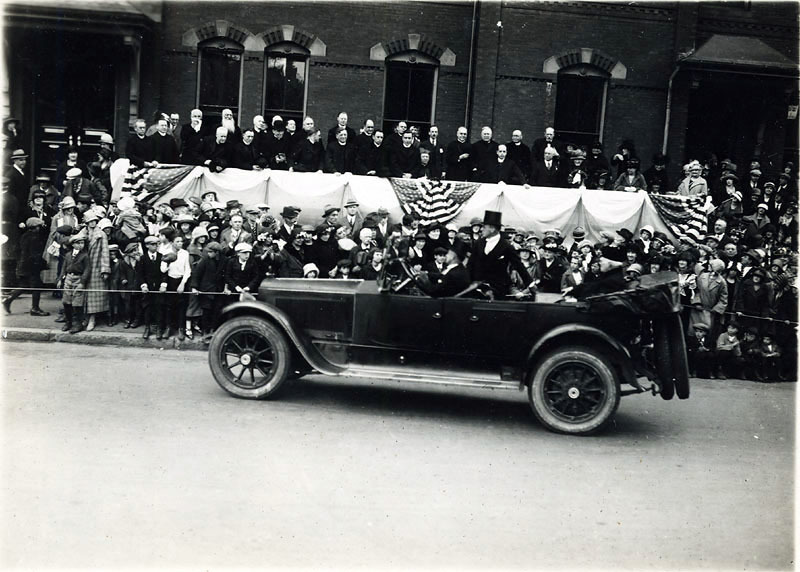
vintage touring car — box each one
[208,261,690,435]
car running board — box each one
[338,365,520,391]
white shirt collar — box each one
[484,233,501,254]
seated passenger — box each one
[414,242,470,297]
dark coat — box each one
[149,132,179,164]
[327,125,356,145]
[231,142,262,170]
[15,226,48,277]
[534,258,567,293]
[292,138,324,172]
[354,142,387,176]
[421,138,446,178]
[425,264,471,297]
[263,133,292,170]
[324,142,356,174]
[305,239,339,277]
[190,255,223,292]
[483,159,526,185]
[201,137,233,171]
[180,123,209,165]
[126,135,152,167]
[470,140,499,181]
[276,244,305,278]
[469,236,533,296]
[135,251,166,290]
[389,145,421,178]
[7,166,28,206]
[444,140,473,181]
[505,141,532,180]
[530,159,564,187]
[224,256,262,291]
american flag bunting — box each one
[390,178,482,226]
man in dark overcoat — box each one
[468,210,535,297]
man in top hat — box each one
[469,210,536,297]
[6,148,29,206]
[338,199,363,239]
[277,206,302,242]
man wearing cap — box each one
[6,148,29,207]
[220,214,253,256]
[277,206,301,242]
[530,147,563,187]
[2,216,50,316]
[338,199,363,239]
[242,206,265,237]
[225,242,262,293]
[136,235,167,339]
[57,231,91,333]
[469,210,536,297]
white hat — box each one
[234,242,253,253]
[100,133,114,144]
[97,218,112,230]
[303,263,320,277]
[66,167,82,178]
[117,196,135,211]
[757,203,768,211]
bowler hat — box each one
[483,210,502,227]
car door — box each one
[440,297,531,360]
[355,290,445,352]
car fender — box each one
[218,300,346,377]
[523,324,635,389]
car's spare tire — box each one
[208,316,291,399]
[528,345,621,435]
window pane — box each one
[199,47,241,111]
[407,66,435,122]
[266,56,288,110]
[265,54,307,123]
[555,73,605,145]
[384,64,411,121]
[284,58,306,111]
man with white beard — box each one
[218,108,240,139]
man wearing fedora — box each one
[338,199,364,239]
[6,148,29,207]
[2,216,50,316]
[276,206,301,243]
[469,210,535,297]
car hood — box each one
[258,277,366,298]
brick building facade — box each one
[5,1,799,184]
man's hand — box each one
[191,287,199,295]
[159,283,167,293]
[177,284,184,294]
[141,284,149,293]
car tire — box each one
[528,346,621,435]
[208,316,291,399]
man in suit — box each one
[506,130,532,182]
[6,149,28,207]
[470,126,499,182]
[352,119,375,156]
[338,199,364,239]
[276,206,302,242]
[415,242,471,297]
[469,210,536,297]
[126,118,153,168]
[423,125,446,179]
[530,147,563,187]
[202,126,233,173]
[531,126,564,162]
[263,120,291,170]
[220,214,254,256]
[355,130,386,176]
[324,128,356,174]
[149,117,179,165]
[327,112,356,146]
[135,235,167,339]
[180,109,208,165]
[231,129,263,170]
[445,126,473,182]
[483,144,527,185]
[389,132,421,178]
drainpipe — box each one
[464,0,479,131]
[661,64,681,155]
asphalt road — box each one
[1,342,794,570]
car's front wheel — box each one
[209,316,291,399]
[528,346,620,435]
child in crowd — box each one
[714,322,742,380]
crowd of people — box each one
[0,110,797,382]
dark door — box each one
[440,298,530,360]
[357,293,444,352]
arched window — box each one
[197,38,243,123]
[264,42,309,126]
[554,64,609,147]
[383,51,438,136]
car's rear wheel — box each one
[208,316,291,399]
[528,346,620,435]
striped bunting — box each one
[390,178,481,226]
[120,163,195,205]
[648,193,708,243]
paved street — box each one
[1,341,794,570]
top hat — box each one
[483,210,502,228]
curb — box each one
[1,326,207,352]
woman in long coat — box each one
[83,210,111,331]
[42,196,80,285]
